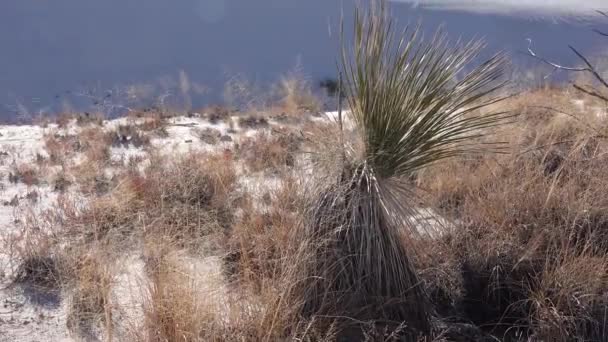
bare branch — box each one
[592,11,608,36]
[568,45,608,89]
[592,28,608,37]
[526,39,588,72]
[527,39,608,99]
[573,83,608,102]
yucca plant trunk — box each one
[300,166,430,336]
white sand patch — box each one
[109,146,148,165]
[0,125,46,163]
[0,285,72,342]
[151,116,235,155]
[108,254,147,340]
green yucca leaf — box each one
[341,2,512,180]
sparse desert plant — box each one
[52,169,72,192]
[275,65,320,113]
[109,123,151,148]
[224,180,303,289]
[142,152,237,237]
[9,163,40,186]
[69,128,113,195]
[75,112,105,127]
[528,251,608,342]
[195,127,222,145]
[293,1,511,338]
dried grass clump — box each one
[135,231,338,342]
[528,252,608,341]
[415,89,608,340]
[83,152,237,248]
[78,127,112,164]
[275,69,320,114]
[43,132,80,165]
[224,177,304,289]
[52,169,71,192]
[236,131,301,173]
[196,105,231,125]
[7,210,70,292]
[66,251,115,334]
[139,248,209,342]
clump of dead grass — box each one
[66,250,115,335]
[274,70,320,114]
[236,130,302,173]
[414,89,608,340]
[9,163,41,186]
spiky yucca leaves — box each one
[297,1,511,338]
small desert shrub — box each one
[13,254,62,289]
[238,114,269,129]
[43,133,78,165]
[201,105,231,125]
[67,151,236,249]
[70,188,143,246]
[195,127,222,145]
[130,113,169,137]
[8,216,67,291]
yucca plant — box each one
[296,0,512,338]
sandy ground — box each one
[0,112,311,341]
[0,104,542,340]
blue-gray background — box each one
[1,0,608,119]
